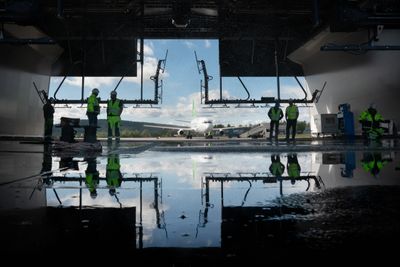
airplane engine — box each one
[177,129,185,136]
[219,129,224,136]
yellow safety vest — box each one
[359,110,383,122]
[269,107,283,121]
[288,163,300,178]
[270,162,284,176]
[286,105,299,120]
[87,94,99,113]
[107,99,122,116]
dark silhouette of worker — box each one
[269,154,285,178]
[287,153,301,185]
[361,152,388,178]
[268,101,283,141]
[43,97,55,141]
[85,157,99,199]
[359,103,384,141]
[41,143,53,186]
[285,99,299,142]
[106,150,122,196]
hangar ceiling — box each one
[1,0,399,76]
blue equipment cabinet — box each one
[337,104,355,137]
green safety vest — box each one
[107,155,120,170]
[362,160,386,173]
[270,162,284,176]
[85,172,99,193]
[288,163,300,178]
[107,99,122,116]
[286,105,299,120]
[106,170,121,187]
[359,110,383,122]
[106,155,121,187]
[269,108,283,121]
[87,94,99,113]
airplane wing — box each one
[143,124,191,131]
[213,126,249,131]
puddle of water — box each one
[1,142,400,259]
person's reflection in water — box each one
[287,153,301,185]
[361,152,389,178]
[85,157,99,198]
[269,154,285,178]
[35,143,54,193]
[106,144,122,196]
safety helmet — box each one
[90,190,98,199]
[109,188,116,196]
[110,91,117,96]
[288,98,293,104]
[92,88,99,95]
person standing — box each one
[85,157,99,199]
[87,88,100,127]
[287,153,301,185]
[268,101,283,140]
[43,97,55,141]
[269,154,285,178]
[106,149,122,196]
[285,99,299,141]
[359,103,384,140]
[107,91,123,141]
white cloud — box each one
[65,77,121,89]
[184,41,195,49]
[204,40,211,48]
[59,48,168,93]
[143,43,154,56]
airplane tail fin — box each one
[192,99,197,118]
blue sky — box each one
[50,39,311,126]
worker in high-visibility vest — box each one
[268,101,283,141]
[85,157,99,199]
[86,88,100,127]
[269,154,285,178]
[43,97,55,141]
[106,152,122,196]
[285,99,299,141]
[359,103,384,140]
[361,152,388,178]
[107,91,123,141]
[287,153,301,185]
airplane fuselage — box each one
[190,117,213,134]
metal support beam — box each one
[321,44,400,51]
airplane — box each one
[144,100,243,139]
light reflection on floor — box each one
[1,140,400,257]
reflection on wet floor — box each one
[1,140,400,261]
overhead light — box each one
[172,18,190,28]
[172,1,191,28]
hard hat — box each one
[90,190,98,199]
[92,88,99,94]
[110,91,117,96]
[288,98,293,103]
[109,188,116,196]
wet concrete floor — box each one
[1,139,400,263]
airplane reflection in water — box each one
[32,148,400,250]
